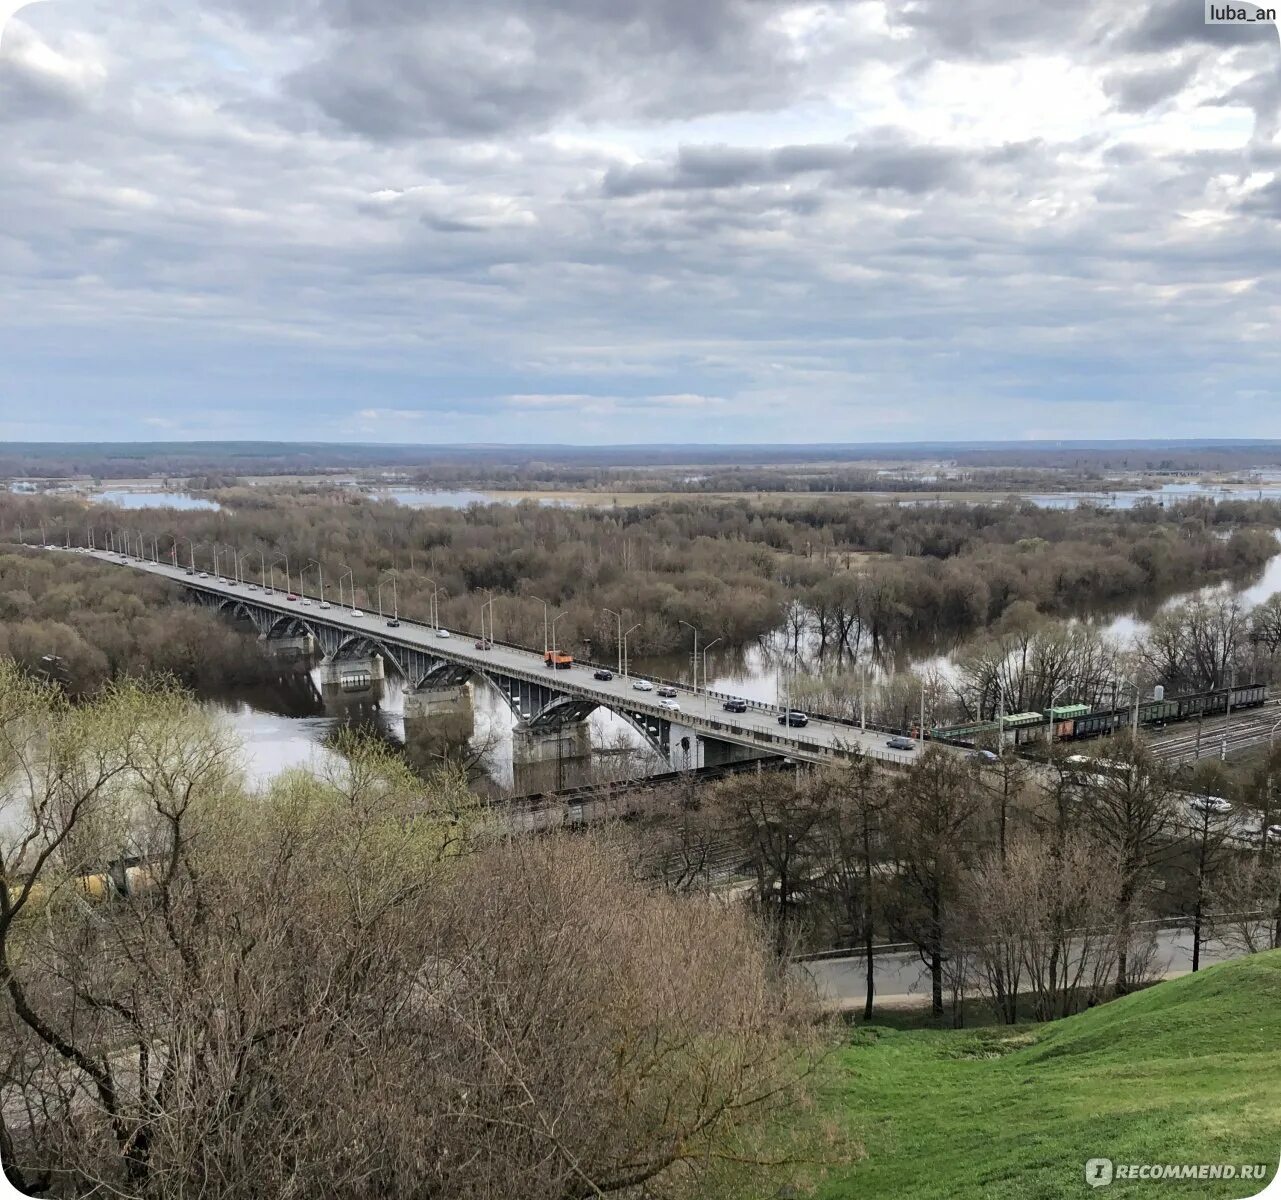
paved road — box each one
[57,548,923,768]
[802,926,1246,1010]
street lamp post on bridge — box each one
[338,564,356,614]
[701,637,722,691]
[305,559,326,605]
[268,555,290,595]
[423,576,444,630]
[603,608,626,675]
[529,595,552,654]
[678,619,701,693]
[378,571,399,621]
[622,623,640,677]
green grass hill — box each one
[816,952,1281,1199]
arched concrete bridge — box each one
[65,549,922,769]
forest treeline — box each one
[388,464,1070,494]
[4,492,1278,667]
[4,439,1279,479]
[0,549,274,695]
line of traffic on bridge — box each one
[44,539,927,768]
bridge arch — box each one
[471,671,672,761]
[263,614,316,640]
[190,588,676,762]
[215,597,272,633]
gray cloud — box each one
[602,139,967,197]
[1116,0,1277,51]
[886,0,1111,58]
[276,0,811,140]
[1102,58,1199,111]
[2,0,1280,443]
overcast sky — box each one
[1,0,1279,444]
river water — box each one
[201,662,665,799]
[194,546,1281,796]
[365,488,579,508]
[57,489,1281,790]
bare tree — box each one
[712,768,836,951]
[1178,760,1236,972]
[1074,735,1181,993]
[1,667,824,1199]
[961,832,1124,1023]
[1208,851,1281,956]
[808,753,888,1019]
[885,749,986,1018]
[976,744,1030,860]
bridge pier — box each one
[262,632,315,662]
[511,720,594,793]
[698,736,773,769]
[319,655,385,713]
[403,682,475,743]
[512,719,592,766]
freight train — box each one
[933,682,1269,747]
[1062,682,1268,741]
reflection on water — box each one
[198,658,662,797]
[1090,532,1281,645]
[368,488,579,509]
[1023,483,1281,510]
[637,536,1281,696]
[94,490,221,511]
[211,704,343,784]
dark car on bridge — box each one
[593,669,614,681]
[778,711,809,727]
[723,698,748,713]
[657,685,678,698]
[886,736,916,751]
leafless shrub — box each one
[1,665,825,1199]
[960,833,1125,1023]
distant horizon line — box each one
[5,438,1281,450]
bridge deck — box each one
[63,549,923,767]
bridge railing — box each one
[113,560,921,754]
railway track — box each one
[1145,699,1281,765]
